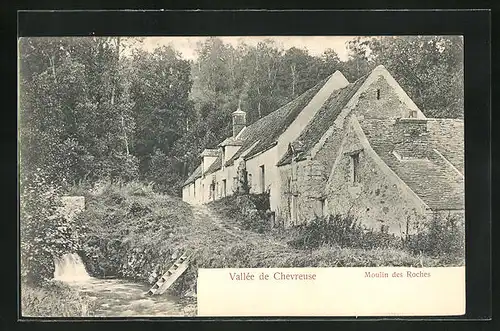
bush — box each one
[20,169,81,285]
[74,181,194,285]
[287,214,402,250]
[405,212,465,260]
[288,213,464,264]
[209,193,271,233]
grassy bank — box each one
[208,193,465,267]
[21,280,96,317]
[75,182,464,300]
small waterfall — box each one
[54,253,91,282]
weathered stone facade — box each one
[324,118,430,235]
[183,65,464,236]
[275,65,463,235]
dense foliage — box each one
[286,213,464,264]
[70,183,461,300]
[18,36,465,316]
[19,36,463,197]
[19,170,82,284]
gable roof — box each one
[182,164,202,186]
[200,149,219,157]
[204,154,223,176]
[221,76,330,168]
[359,119,464,210]
[277,74,368,166]
[218,136,244,147]
[182,78,330,185]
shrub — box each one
[20,169,81,285]
[288,214,402,250]
[209,193,272,233]
[74,181,194,284]
[405,212,465,260]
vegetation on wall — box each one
[70,183,463,302]
[286,213,465,265]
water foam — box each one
[54,253,92,282]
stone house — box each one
[182,70,351,210]
[182,65,464,236]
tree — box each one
[367,36,464,118]
[19,37,140,187]
[340,37,375,82]
[128,45,195,186]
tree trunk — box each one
[257,86,262,118]
[48,55,57,83]
[291,63,296,97]
[121,114,130,156]
[112,37,130,156]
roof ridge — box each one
[242,75,330,133]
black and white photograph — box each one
[19,34,465,317]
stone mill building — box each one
[182,65,464,236]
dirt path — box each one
[189,203,288,249]
[191,204,244,239]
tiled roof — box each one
[182,164,202,186]
[185,78,330,182]
[204,154,222,175]
[426,119,464,174]
[218,136,244,147]
[359,119,464,210]
[200,149,219,157]
[277,75,368,166]
[223,76,331,167]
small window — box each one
[222,179,227,197]
[351,153,360,184]
[409,110,417,118]
[376,89,381,100]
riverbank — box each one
[73,181,463,307]
[21,280,96,317]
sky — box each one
[140,36,358,61]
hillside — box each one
[75,182,461,301]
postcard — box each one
[19,34,465,318]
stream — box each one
[54,253,194,317]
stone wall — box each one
[427,119,464,173]
[277,74,421,228]
[277,159,327,227]
[324,125,430,235]
[355,76,420,120]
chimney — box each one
[232,103,246,138]
[393,118,429,159]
